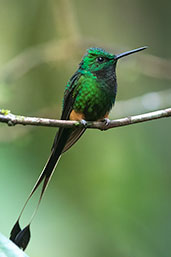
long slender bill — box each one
[115,46,148,60]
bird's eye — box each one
[97,56,105,63]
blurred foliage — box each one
[0,0,171,257]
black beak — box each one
[115,46,148,60]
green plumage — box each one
[71,73,114,120]
[64,47,117,120]
[10,46,147,250]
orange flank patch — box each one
[97,112,109,121]
[104,112,109,119]
[69,110,85,121]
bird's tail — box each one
[10,128,72,250]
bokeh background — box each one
[0,0,171,256]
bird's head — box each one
[80,46,147,74]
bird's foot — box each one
[102,118,110,126]
[100,118,110,130]
[79,119,88,128]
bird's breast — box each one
[73,74,117,121]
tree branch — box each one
[0,108,171,131]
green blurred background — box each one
[0,0,171,256]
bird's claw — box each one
[102,118,110,126]
[100,118,110,130]
[79,119,88,127]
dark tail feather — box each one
[10,128,71,250]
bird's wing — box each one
[52,71,86,153]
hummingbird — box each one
[9,46,147,250]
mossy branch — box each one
[0,108,171,130]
